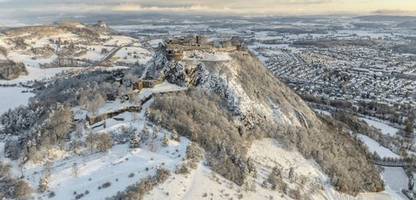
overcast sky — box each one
[1,0,415,17]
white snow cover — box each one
[147,138,394,200]
[77,45,106,61]
[7,51,57,68]
[357,134,400,158]
[113,46,153,65]
[183,50,231,62]
[104,36,139,46]
[360,117,399,136]
[21,96,189,200]
[0,87,33,115]
[0,67,82,85]
[314,109,331,116]
[20,133,190,200]
[382,167,409,200]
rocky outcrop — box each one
[0,60,27,80]
[148,45,384,195]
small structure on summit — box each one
[165,35,246,61]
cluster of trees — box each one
[34,69,119,107]
[0,163,33,199]
[176,143,203,174]
[0,63,147,162]
[79,90,106,116]
[86,132,113,153]
[149,90,257,186]
[1,103,73,162]
[404,114,415,140]
[303,93,414,126]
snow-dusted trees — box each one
[1,103,74,161]
[89,93,106,116]
[129,134,141,149]
[79,91,106,116]
[14,180,33,199]
[161,133,169,147]
[38,161,52,193]
[86,132,113,153]
[404,114,415,140]
[0,163,33,199]
[148,130,158,152]
[148,90,254,186]
[72,163,79,177]
[0,103,47,136]
[108,168,170,200]
[96,133,113,152]
[43,104,73,144]
[38,177,49,193]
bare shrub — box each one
[14,180,33,200]
[96,133,113,152]
[109,168,170,200]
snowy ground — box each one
[0,87,33,115]
[382,167,409,200]
[360,117,399,136]
[357,134,400,158]
[25,138,190,200]
[313,109,331,117]
[113,46,152,65]
[183,50,231,62]
[147,138,394,200]
[104,35,139,46]
[0,67,83,85]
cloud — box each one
[372,9,416,16]
[0,0,415,17]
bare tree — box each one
[96,133,113,152]
[15,180,33,199]
[88,93,106,116]
[72,163,79,177]
[162,133,169,147]
[86,131,95,153]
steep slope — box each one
[147,45,384,196]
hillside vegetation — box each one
[148,48,384,195]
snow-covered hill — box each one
[0,22,153,82]
[0,34,395,200]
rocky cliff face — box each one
[0,60,27,80]
[147,45,384,195]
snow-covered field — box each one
[0,67,81,85]
[112,46,153,65]
[357,134,400,158]
[382,167,409,200]
[25,139,190,200]
[360,117,399,136]
[0,87,33,115]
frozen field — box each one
[357,134,400,158]
[360,117,399,137]
[0,87,33,115]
